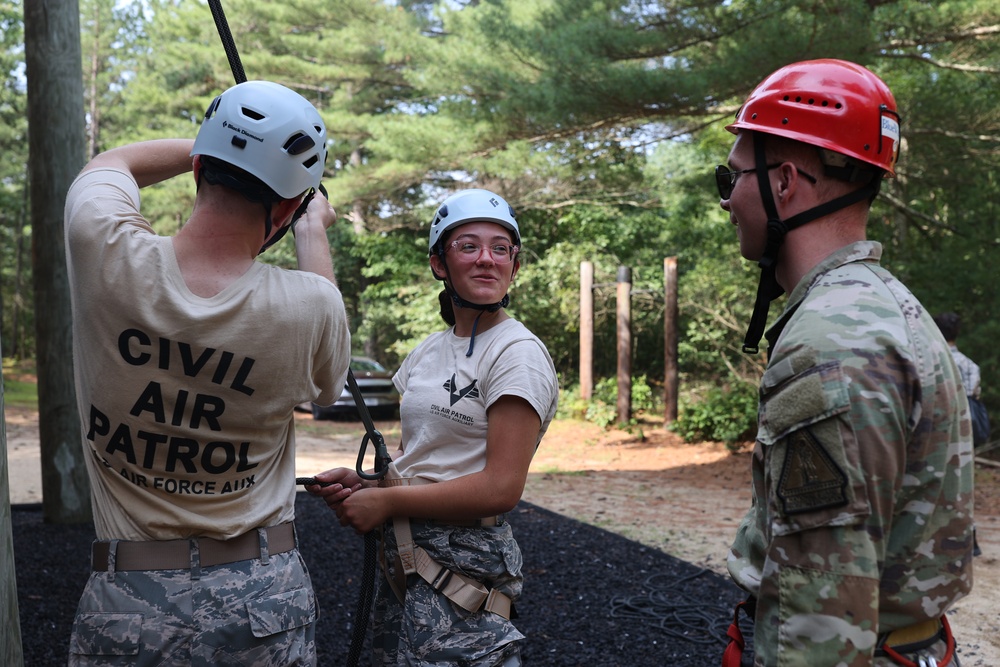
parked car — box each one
[311,356,400,420]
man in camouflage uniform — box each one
[716,60,975,666]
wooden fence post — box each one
[580,261,594,401]
[664,257,679,423]
[616,266,632,423]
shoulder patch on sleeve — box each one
[777,428,849,515]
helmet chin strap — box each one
[439,259,513,357]
[742,133,879,355]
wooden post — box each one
[664,257,679,423]
[1,351,25,666]
[579,262,594,401]
[616,266,632,423]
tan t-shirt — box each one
[392,319,559,482]
[64,168,351,541]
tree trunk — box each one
[24,0,91,524]
[616,266,631,424]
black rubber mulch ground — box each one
[13,495,745,666]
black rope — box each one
[347,531,378,665]
[342,369,391,667]
[207,0,247,84]
[609,570,737,647]
[205,3,381,665]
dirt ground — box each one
[5,407,999,665]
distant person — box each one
[934,311,989,446]
[64,81,352,665]
[717,59,974,666]
[934,311,986,558]
[308,189,559,666]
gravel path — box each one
[13,494,744,666]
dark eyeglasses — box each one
[715,163,817,200]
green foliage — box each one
[5,0,1000,450]
[579,375,660,430]
[1,358,38,409]
[671,383,758,450]
[0,0,31,358]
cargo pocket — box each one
[246,587,317,638]
[759,359,870,536]
[69,612,142,656]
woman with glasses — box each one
[309,188,559,666]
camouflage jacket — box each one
[727,241,975,666]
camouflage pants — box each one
[68,549,318,666]
[372,519,525,666]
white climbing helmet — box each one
[191,80,327,199]
[428,189,520,252]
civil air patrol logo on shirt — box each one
[777,428,848,515]
[444,374,479,406]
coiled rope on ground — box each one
[609,569,739,647]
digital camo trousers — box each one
[372,519,525,667]
[68,549,318,666]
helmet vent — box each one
[284,133,316,155]
[204,96,222,120]
[241,107,265,121]
[781,95,843,109]
[302,154,319,169]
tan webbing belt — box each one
[379,463,513,620]
[91,523,296,571]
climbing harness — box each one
[875,616,956,667]
[722,595,956,667]
[721,597,755,667]
[377,471,513,621]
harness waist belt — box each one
[91,523,295,571]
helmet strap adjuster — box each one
[741,133,881,355]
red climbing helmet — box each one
[726,59,901,176]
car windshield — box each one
[350,357,387,373]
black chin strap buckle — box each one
[742,257,784,355]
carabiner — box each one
[344,369,391,480]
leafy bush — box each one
[671,384,757,450]
[572,375,660,431]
